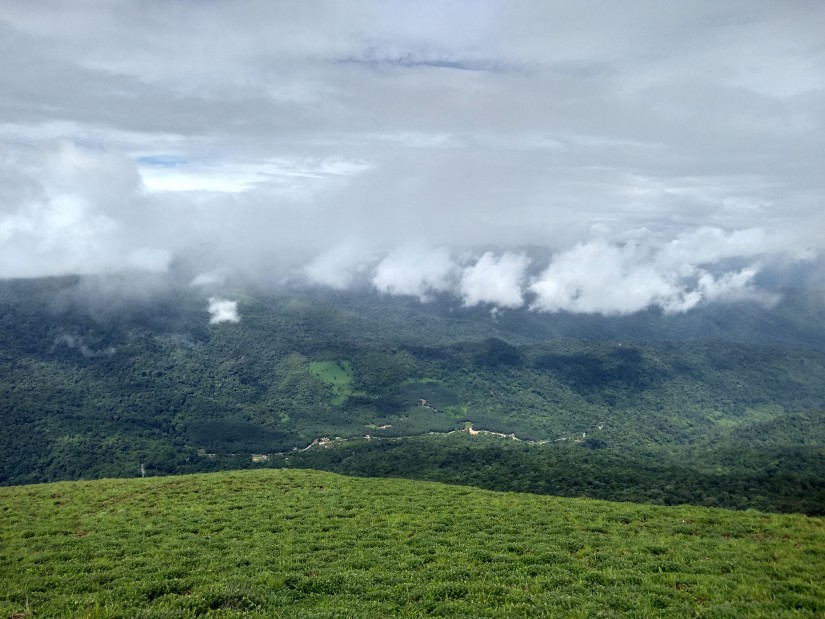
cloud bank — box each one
[1,1,823,314]
[302,233,778,314]
[529,235,768,315]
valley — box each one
[1,276,823,514]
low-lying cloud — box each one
[311,231,781,314]
[460,252,530,309]
[372,245,455,301]
[529,236,767,315]
[296,229,787,314]
[0,137,807,315]
[207,298,240,324]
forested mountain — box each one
[2,275,824,513]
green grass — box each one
[309,361,353,404]
[2,469,824,618]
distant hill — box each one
[1,275,824,514]
[2,469,823,618]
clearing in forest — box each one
[309,360,354,403]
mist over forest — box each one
[2,3,825,616]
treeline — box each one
[273,434,825,516]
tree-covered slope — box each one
[2,469,823,618]
[1,275,824,514]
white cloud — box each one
[0,1,822,312]
[530,241,671,314]
[372,245,456,300]
[460,252,530,308]
[207,298,240,324]
[529,230,773,315]
[695,267,777,306]
[304,243,376,290]
[0,141,158,278]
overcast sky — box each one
[1,1,823,313]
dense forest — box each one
[1,274,824,514]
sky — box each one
[1,0,824,314]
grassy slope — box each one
[2,469,823,618]
[308,360,354,404]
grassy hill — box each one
[2,469,823,618]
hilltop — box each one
[2,468,823,618]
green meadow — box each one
[308,360,354,404]
[2,469,823,618]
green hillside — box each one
[2,469,823,618]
